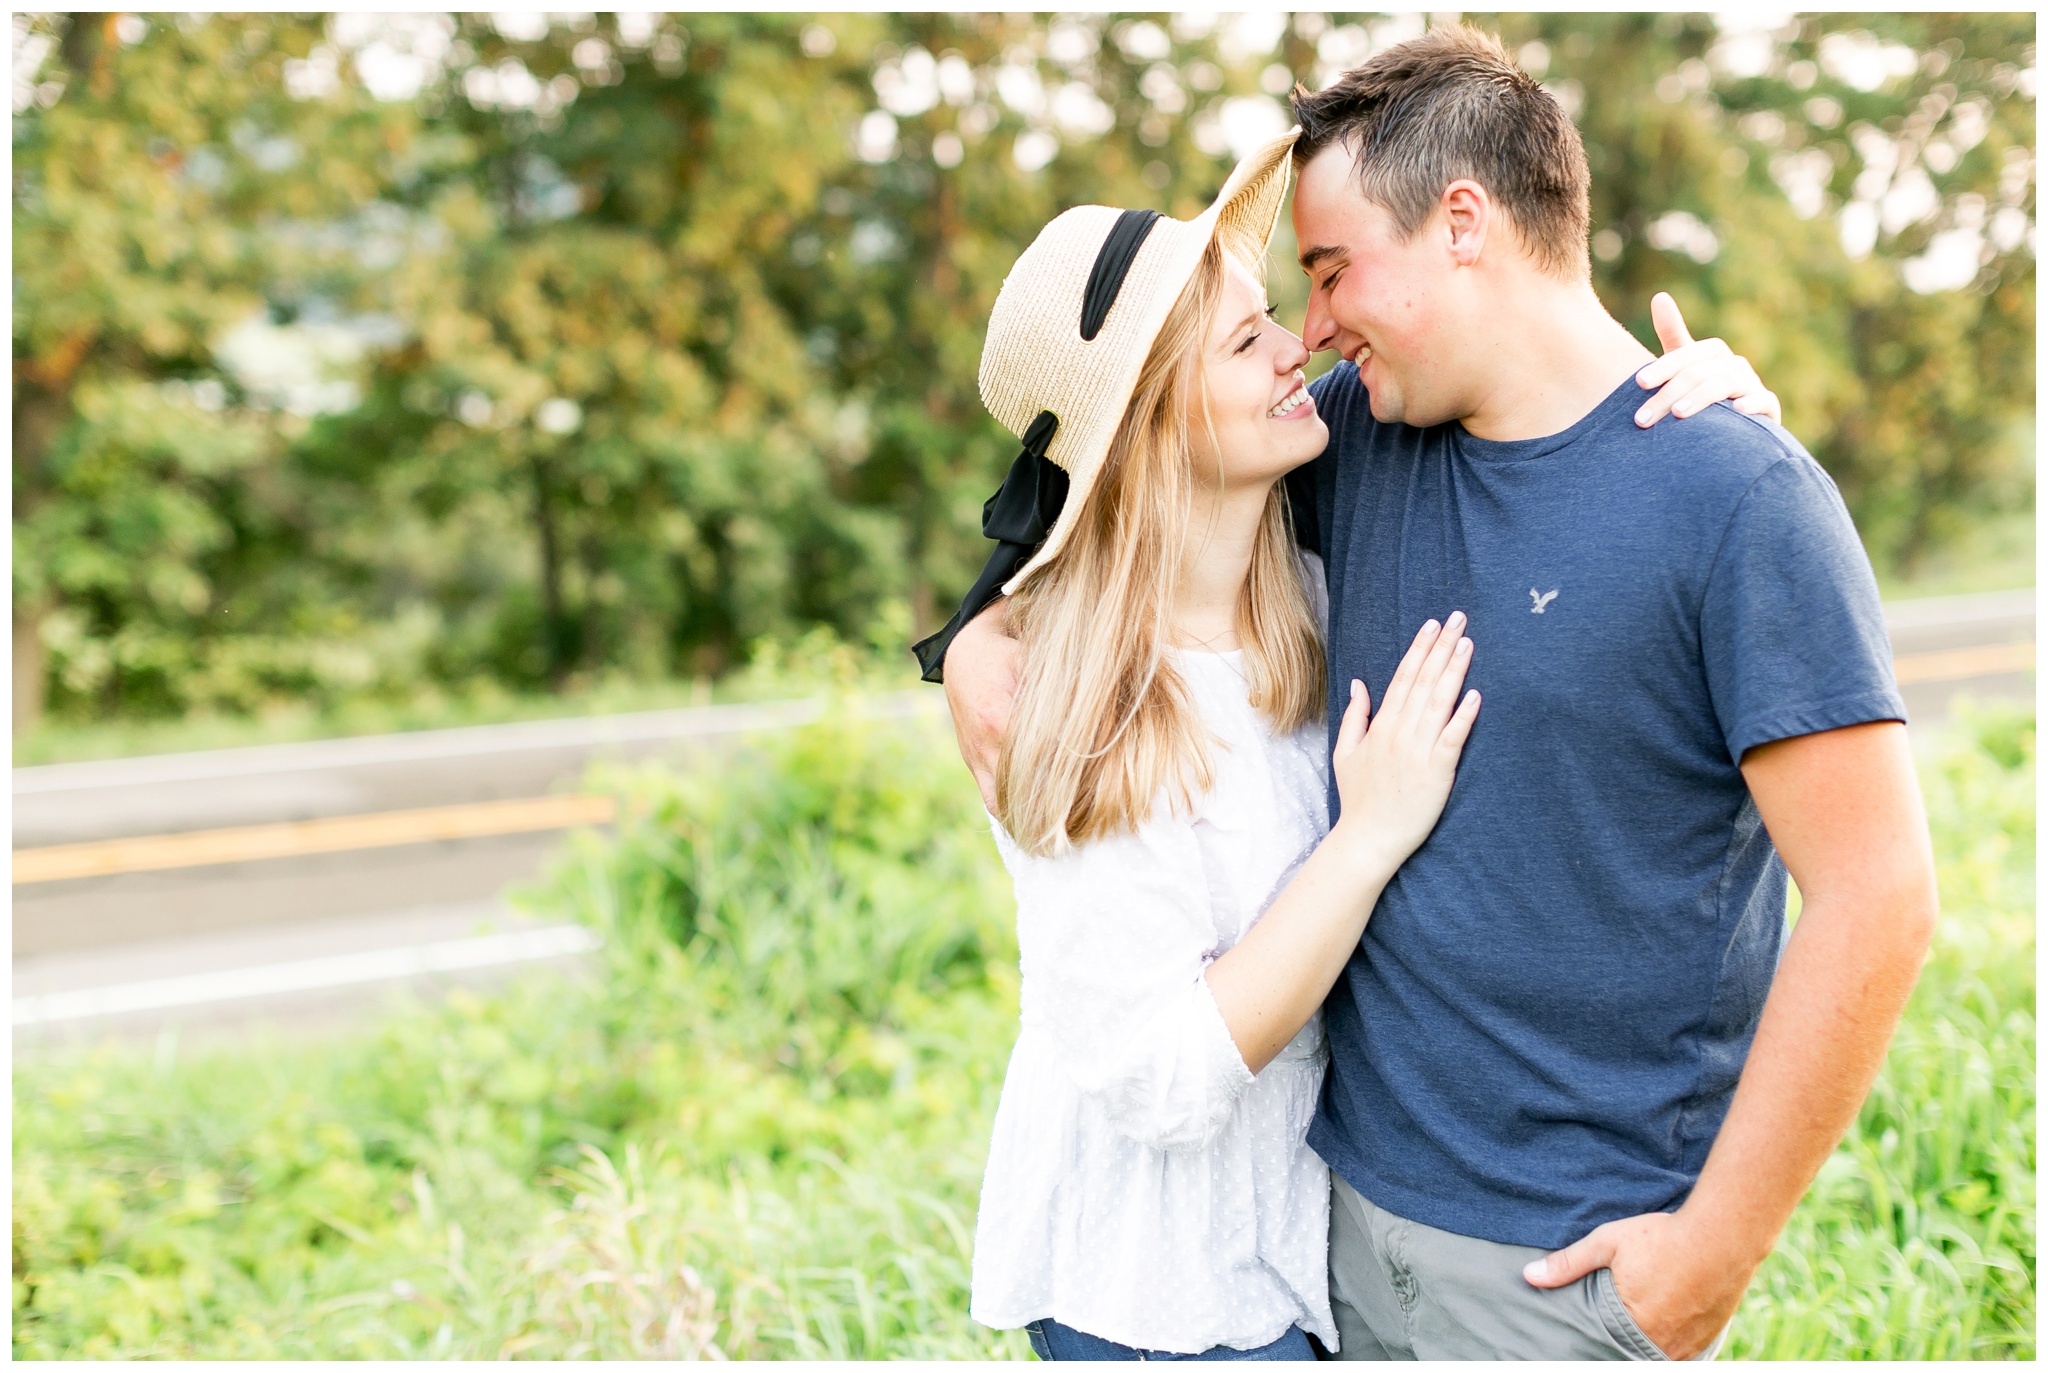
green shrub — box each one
[13,708,1024,1359]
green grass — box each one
[12,621,915,768]
[11,703,2035,1359]
[1873,508,2035,603]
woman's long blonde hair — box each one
[995,238,1325,857]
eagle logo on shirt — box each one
[1530,587,1560,614]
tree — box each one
[1480,11,2034,568]
[12,13,2035,730]
[11,12,413,725]
[303,12,1304,688]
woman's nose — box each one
[1276,327,1310,374]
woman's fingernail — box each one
[1423,619,1440,634]
[1351,679,1362,700]
[1522,1261,1545,1283]
[1456,637,1471,655]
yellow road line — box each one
[1892,641,2034,686]
[13,793,617,885]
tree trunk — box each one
[909,577,934,639]
[13,603,48,734]
[579,532,605,673]
[59,14,112,97]
[532,456,569,689]
[11,369,80,738]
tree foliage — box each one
[12,12,2036,728]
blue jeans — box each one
[1026,1317,1318,1361]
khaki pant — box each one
[1326,1174,1728,1361]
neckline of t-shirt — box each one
[1449,375,1644,463]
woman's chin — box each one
[1287,413,1331,458]
[1213,414,1331,487]
[1243,429,1331,484]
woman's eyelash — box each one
[1235,306,1279,355]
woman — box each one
[956,131,1772,1360]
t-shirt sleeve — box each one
[1699,453,1907,761]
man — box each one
[935,25,1937,1361]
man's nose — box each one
[1301,290,1337,355]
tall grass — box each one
[11,704,2034,1359]
[1729,706,2036,1358]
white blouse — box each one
[970,621,1338,1354]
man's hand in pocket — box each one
[1521,1209,1753,1360]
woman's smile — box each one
[1268,377,1316,421]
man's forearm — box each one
[1526,723,1937,1359]
[1676,878,1936,1268]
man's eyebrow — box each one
[1298,244,1346,273]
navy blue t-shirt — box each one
[1298,364,1906,1250]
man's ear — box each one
[1441,179,1490,267]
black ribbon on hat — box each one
[912,410,1063,682]
[910,209,1163,682]
[979,410,1067,543]
[1081,209,1163,341]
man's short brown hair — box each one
[1291,25,1591,278]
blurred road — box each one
[1883,587,2035,729]
[12,588,2032,1047]
[13,692,944,1047]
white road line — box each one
[12,924,601,1026]
[1882,587,2034,633]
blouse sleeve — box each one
[1003,820,1256,1151]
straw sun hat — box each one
[912,126,1301,680]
